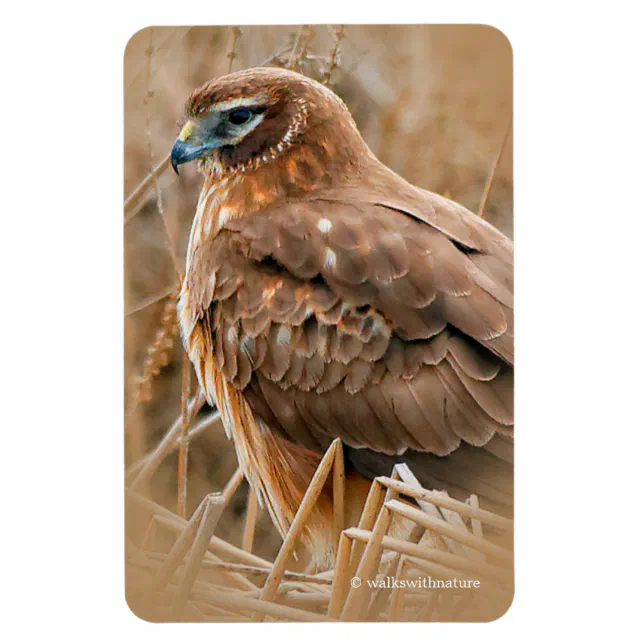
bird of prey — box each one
[171,68,513,561]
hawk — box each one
[171,68,513,561]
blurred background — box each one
[124,25,513,564]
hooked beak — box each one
[170,140,205,174]
[170,119,222,174]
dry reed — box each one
[126,444,513,621]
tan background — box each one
[124,24,512,562]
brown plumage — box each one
[171,68,513,561]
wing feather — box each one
[179,190,513,471]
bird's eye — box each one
[228,107,253,126]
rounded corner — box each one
[123,25,154,62]
[124,588,159,624]
[475,23,514,59]
[485,587,516,623]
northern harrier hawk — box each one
[171,68,513,561]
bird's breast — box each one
[186,177,237,263]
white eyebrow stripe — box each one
[209,96,268,112]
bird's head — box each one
[170,67,365,180]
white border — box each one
[3,1,643,641]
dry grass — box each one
[123,24,513,621]
[126,437,513,621]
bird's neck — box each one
[186,134,370,260]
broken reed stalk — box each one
[375,476,513,531]
[177,353,192,518]
[126,406,148,472]
[325,478,386,618]
[143,27,182,275]
[323,25,345,86]
[284,24,314,72]
[226,26,242,74]
[469,494,484,538]
[128,491,262,590]
[258,44,292,68]
[294,26,314,70]
[169,493,227,620]
[125,283,175,318]
[436,492,485,562]
[135,472,249,604]
[126,407,219,484]
[242,488,259,552]
[186,410,221,440]
[327,531,352,618]
[170,574,332,621]
[221,467,245,505]
[478,117,512,218]
[387,556,409,621]
[155,495,210,591]
[286,26,305,70]
[332,441,345,547]
[141,516,159,551]
[341,478,386,603]
[199,589,335,623]
[389,463,450,553]
[340,503,393,621]
[201,561,332,585]
[344,528,512,585]
[252,439,342,621]
[385,499,513,563]
[366,522,426,620]
[149,515,267,583]
[145,469,243,587]
[123,154,172,222]
[129,392,206,491]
